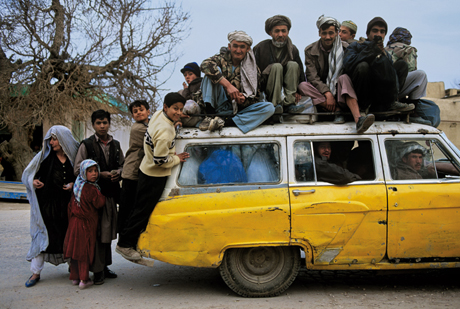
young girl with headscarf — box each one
[63,159,106,289]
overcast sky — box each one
[157,0,460,101]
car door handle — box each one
[292,189,316,196]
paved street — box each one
[1,200,460,308]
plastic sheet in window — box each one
[178,155,201,185]
[198,149,247,184]
[246,148,279,183]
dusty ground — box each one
[1,199,460,309]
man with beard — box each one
[298,15,375,134]
[393,142,435,180]
[253,15,306,115]
[199,30,275,133]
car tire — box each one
[218,246,301,297]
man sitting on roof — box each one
[199,31,275,134]
[385,27,431,125]
[298,15,375,134]
[343,17,415,114]
[253,15,305,115]
[340,20,358,44]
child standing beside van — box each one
[64,159,106,289]
[118,100,150,233]
[116,92,190,261]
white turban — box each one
[316,14,341,30]
[228,30,253,47]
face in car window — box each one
[294,140,375,184]
[386,140,460,180]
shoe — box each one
[286,104,306,114]
[25,275,40,288]
[356,114,375,134]
[274,104,283,115]
[93,271,105,285]
[79,279,94,290]
[104,267,117,279]
[116,245,142,261]
[199,116,212,131]
[208,116,225,132]
[409,116,432,126]
[71,279,79,285]
[333,114,346,124]
[389,101,415,112]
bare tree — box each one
[0,0,190,180]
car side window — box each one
[178,143,280,186]
[293,140,375,183]
[293,141,314,182]
[385,139,460,180]
[431,141,460,179]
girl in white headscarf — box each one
[22,125,79,287]
[63,159,105,289]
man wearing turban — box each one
[392,142,435,180]
[253,15,306,115]
[340,20,358,44]
[343,17,414,115]
[298,15,375,134]
[199,30,275,133]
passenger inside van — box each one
[347,142,376,180]
[387,140,460,180]
[313,141,361,185]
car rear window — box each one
[178,143,280,186]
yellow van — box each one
[136,121,460,297]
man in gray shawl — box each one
[200,30,275,133]
[298,15,375,134]
[253,15,306,115]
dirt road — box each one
[1,200,460,308]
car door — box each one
[288,136,387,266]
[380,134,460,260]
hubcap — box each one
[235,247,285,284]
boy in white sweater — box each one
[116,93,190,260]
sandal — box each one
[25,275,40,288]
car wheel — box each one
[218,246,301,297]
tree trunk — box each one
[0,124,34,181]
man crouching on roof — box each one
[199,30,275,133]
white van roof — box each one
[178,121,440,139]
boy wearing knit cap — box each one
[340,20,358,44]
[178,62,203,127]
[179,62,202,101]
